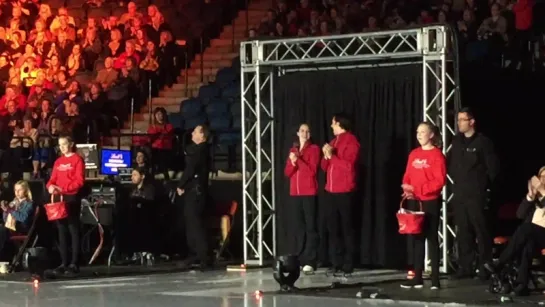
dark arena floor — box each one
[1,265,545,307]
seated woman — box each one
[119,167,156,263]
[134,149,153,176]
[0,181,34,260]
[486,167,545,296]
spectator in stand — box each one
[26,81,53,111]
[66,44,87,77]
[510,0,533,70]
[54,80,83,114]
[37,4,54,27]
[114,40,141,69]
[0,181,35,259]
[157,30,176,89]
[105,29,125,59]
[0,85,26,116]
[49,7,76,34]
[134,148,153,175]
[32,99,53,177]
[54,71,70,95]
[95,57,119,91]
[119,2,143,26]
[147,107,173,179]
[81,30,102,71]
[140,41,159,97]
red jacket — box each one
[402,147,446,201]
[147,123,174,149]
[47,153,85,195]
[513,0,533,30]
[321,132,360,193]
[284,142,320,196]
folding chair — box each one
[9,206,41,273]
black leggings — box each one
[54,194,81,267]
[288,196,318,267]
[407,198,441,282]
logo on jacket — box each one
[412,159,429,169]
[57,163,73,171]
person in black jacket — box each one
[177,125,210,268]
[485,169,545,296]
[449,107,499,279]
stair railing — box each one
[184,48,189,97]
[130,97,135,133]
[148,79,153,125]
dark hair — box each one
[197,124,210,141]
[294,123,312,147]
[458,107,475,120]
[332,112,352,131]
[419,122,442,148]
[132,166,148,177]
[153,107,169,124]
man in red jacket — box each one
[321,113,360,275]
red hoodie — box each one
[0,95,27,116]
[321,132,360,193]
[147,123,174,149]
[47,153,85,195]
[402,147,446,201]
[284,142,320,196]
[513,0,533,31]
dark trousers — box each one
[511,29,532,70]
[288,196,318,267]
[454,196,492,273]
[54,194,81,267]
[183,187,208,262]
[498,223,545,285]
[325,192,354,269]
[407,199,441,281]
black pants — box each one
[183,187,207,262]
[0,223,26,261]
[288,196,318,267]
[454,196,492,273]
[325,192,354,270]
[498,223,545,285]
[407,199,441,281]
[126,202,155,254]
[152,148,172,180]
[54,194,81,267]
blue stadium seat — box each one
[231,56,241,72]
[222,83,240,101]
[168,112,183,130]
[217,133,241,146]
[180,98,203,118]
[215,67,237,88]
[184,114,208,130]
[198,84,220,103]
[230,102,241,116]
[206,100,229,117]
[209,116,231,131]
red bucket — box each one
[396,197,425,235]
[44,195,68,221]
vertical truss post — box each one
[422,26,459,274]
[240,41,276,266]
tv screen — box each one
[76,144,98,170]
[100,149,132,175]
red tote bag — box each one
[44,194,68,221]
[396,197,425,235]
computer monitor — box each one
[76,144,98,170]
[100,149,132,176]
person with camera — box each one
[484,168,545,296]
[321,113,360,275]
[284,123,320,274]
[400,122,446,290]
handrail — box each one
[130,97,135,133]
[147,79,152,125]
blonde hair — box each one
[14,180,32,200]
[539,167,545,177]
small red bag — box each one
[396,197,425,235]
[44,194,68,221]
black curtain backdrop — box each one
[273,65,423,268]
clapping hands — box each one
[322,144,333,159]
[289,152,298,165]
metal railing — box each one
[111,132,180,151]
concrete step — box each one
[238,10,268,18]
[195,52,238,62]
[183,67,220,77]
[206,45,235,54]
[190,60,231,69]
[178,74,209,84]
[172,82,203,91]
[160,88,198,98]
[210,38,244,48]
[152,97,187,105]
[248,2,273,10]
[232,16,262,27]
[223,25,251,35]
[219,31,247,40]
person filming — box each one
[46,135,85,277]
[284,123,320,274]
[485,169,545,296]
[321,113,360,275]
[400,122,446,290]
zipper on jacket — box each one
[329,137,340,192]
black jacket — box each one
[517,197,545,223]
[448,133,499,199]
[178,142,209,191]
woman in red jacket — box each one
[147,107,174,179]
[46,135,85,277]
[400,122,446,290]
[284,123,320,274]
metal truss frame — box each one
[240,26,460,271]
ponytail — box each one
[420,121,442,148]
